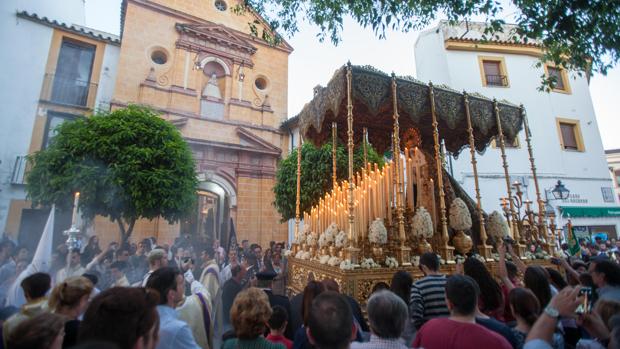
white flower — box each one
[369,219,388,244]
[328,256,342,266]
[385,257,399,268]
[295,250,304,259]
[335,231,348,248]
[487,211,509,241]
[283,249,292,257]
[306,232,318,246]
[295,229,307,244]
[411,256,420,267]
[473,254,486,263]
[455,255,466,264]
[300,251,311,260]
[339,259,354,270]
[318,234,327,248]
[412,207,434,239]
[319,255,330,264]
[449,198,472,231]
[360,258,380,269]
[323,223,338,244]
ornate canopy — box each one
[297,64,524,156]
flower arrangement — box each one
[360,258,381,269]
[472,254,486,264]
[328,256,342,266]
[411,256,420,267]
[295,250,305,259]
[436,254,446,265]
[323,223,338,243]
[306,232,318,246]
[449,198,472,231]
[524,251,536,260]
[455,255,466,264]
[487,211,510,241]
[412,207,434,239]
[319,255,330,264]
[385,257,399,268]
[300,251,311,260]
[335,230,348,248]
[294,230,307,245]
[318,234,327,248]
[283,249,292,257]
[339,259,354,270]
[369,219,388,244]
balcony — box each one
[485,74,508,87]
[10,156,27,185]
[41,73,98,108]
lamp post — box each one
[544,180,570,251]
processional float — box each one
[287,63,557,300]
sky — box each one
[85,0,620,150]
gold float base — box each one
[287,257,552,304]
[477,244,494,262]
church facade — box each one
[98,0,293,247]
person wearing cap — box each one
[256,271,294,339]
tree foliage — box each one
[273,141,384,222]
[235,0,619,88]
[26,105,198,242]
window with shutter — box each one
[559,123,578,150]
[547,66,566,91]
[479,57,508,87]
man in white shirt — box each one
[141,249,168,287]
[56,249,86,283]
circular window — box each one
[255,77,268,91]
[214,0,227,11]
[151,50,168,65]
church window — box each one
[255,77,268,91]
[214,0,228,11]
[151,50,168,65]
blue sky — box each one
[85,0,620,150]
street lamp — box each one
[551,180,570,200]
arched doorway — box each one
[181,181,232,249]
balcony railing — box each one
[10,155,28,185]
[41,73,98,108]
[485,74,508,87]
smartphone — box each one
[575,287,592,314]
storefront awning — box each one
[559,206,620,218]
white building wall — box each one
[95,44,121,112]
[0,3,55,235]
[415,25,619,237]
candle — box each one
[430,178,437,226]
[71,192,80,227]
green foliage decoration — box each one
[273,141,383,222]
[26,105,198,243]
[234,0,619,89]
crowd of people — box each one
[0,233,618,349]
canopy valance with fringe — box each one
[296,64,524,156]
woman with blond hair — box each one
[222,287,286,349]
[49,276,93,348]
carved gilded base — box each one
[395,246,412,266]
[439,245,455,264]
[477,244,494,262]
[345,246,361,265]
[287,257,551,305]
[514,243,527,260]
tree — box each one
[273,141,383,221]
[26,105,198,243]
[236,0,619,88]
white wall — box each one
[0,3,55,234]
[95,44,120,112]
[415,26,618,233]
